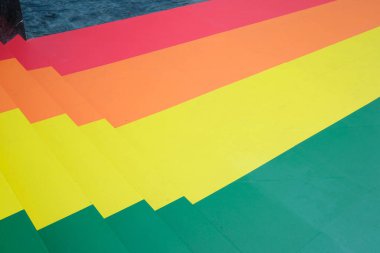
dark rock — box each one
[0,0,26,43]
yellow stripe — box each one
[33,114,142,218]
[0,170,22,220]
[0,109,90,229]
[81,119,183,207]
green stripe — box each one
[0,211,48,253]
[39,206,129,253]
[158,197,240,253]
[196,98,380,252]
[107,201,191,253]
[198,179,319,252]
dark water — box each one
[20,0,205,38]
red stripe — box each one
[5,0,331,74]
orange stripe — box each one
[30,67,102,125]
[1,0,379,126]
[64,0,380,127]
[0,86,17,112]
[0,59,64,123]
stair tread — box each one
[0,58,63,122]
[107,201,191,253]
[0,211,49,253]
[30,67,102,125]
[158,197,240,253]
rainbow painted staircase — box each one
[1,0,379,252]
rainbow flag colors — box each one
[0,0,379,252]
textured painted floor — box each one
[0,0,379,252]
